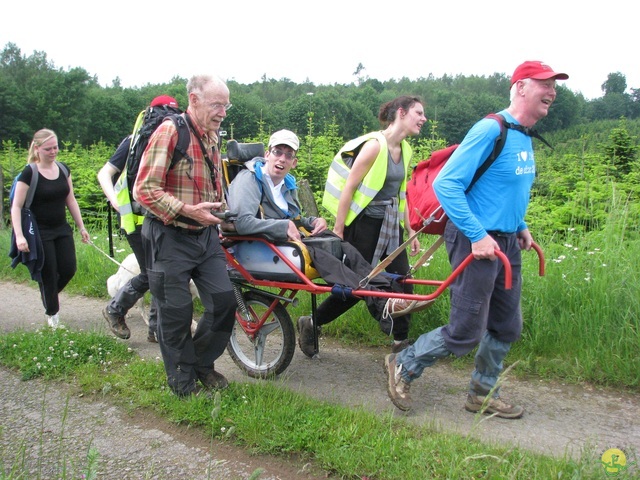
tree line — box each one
[1,42,640,151]
[1,42,639,243]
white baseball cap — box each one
[268,129,299,151]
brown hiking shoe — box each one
[102,308,131,339]
[383,298,433,319]
[297,316,317,358]
[384,353,412,411]
[465,394,524,419]
[199,370,229,390]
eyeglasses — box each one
[270,148,296,160]
[209,103,232,112]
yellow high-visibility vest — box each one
[114,110,146,234]
[322,131,411,226]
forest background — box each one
[0,42,639,393]
[1,42,639,241]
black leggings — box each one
[39,224,77,316]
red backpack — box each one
[407,113,509,235]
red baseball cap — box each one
[150,95,179,108]
[510,61,569,86]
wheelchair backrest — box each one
[223,139,265,186]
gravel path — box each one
[1,280,638,478]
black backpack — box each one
[122,104,191,212]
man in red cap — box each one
[385,61,568,417]
[509,60,569,86]
[97,95,180,342]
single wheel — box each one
[226,290,295,379]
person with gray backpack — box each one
[10,128,90,329]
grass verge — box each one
[0,326,627,479]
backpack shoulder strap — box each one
[466,113,508,193]
[55,161,70,178]
[23,163,39,210]
[168,114,193,169]
[502,119,554,150]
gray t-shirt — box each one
[364,151,404,218]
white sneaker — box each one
[46,313,60,329]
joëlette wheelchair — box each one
[219,140,545,379]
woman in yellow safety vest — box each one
[320,95,427,352]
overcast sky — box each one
[3,1,638,101]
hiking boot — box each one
[102,307,131,339]
[383,298,432,319]
[199,370,229,390]
[464,394,524,419]
[384,353,412,411]
[297,316,317,358]
[173,384,212,399]
[147,330,158,343]
[391,338,414,353]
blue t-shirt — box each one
[433,110,535,243]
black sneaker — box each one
[173,384,212,399]
[464,394,524,419]
[297,316,316,358]
[102,307,131,339]
[147,331,158,343]
[199,370,229,390]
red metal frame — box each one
[222,234,545,348]
[221,234,546,303]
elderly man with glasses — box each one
[134,74,236,398]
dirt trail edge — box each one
[1,281,638,479]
